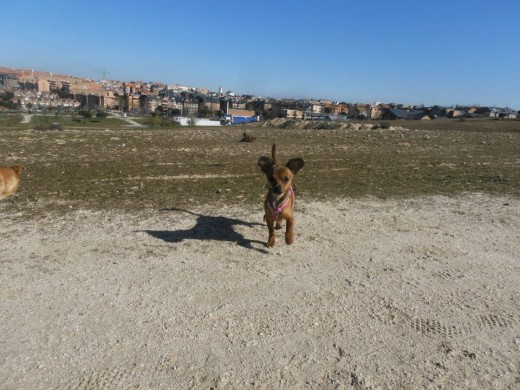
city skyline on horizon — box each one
[3,63,519,111]
[2,1,519,109]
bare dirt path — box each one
[1,194,519,388]
[21,114,33,124]
[120,116,146,128]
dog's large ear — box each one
[12,165,24,175]
[286,158,304,174]
[258,156,274,174]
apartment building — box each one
[37,79,50,92]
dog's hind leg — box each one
[285,216,294,245]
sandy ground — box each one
[1,194,519,389]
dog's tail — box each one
[271,143,278,165]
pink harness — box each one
[268,187,294,223]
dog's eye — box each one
[283,177,289,183]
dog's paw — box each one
[285,234,293,245]
[275,222,282,230]
[267,236,276,247]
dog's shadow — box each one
[139,208,269,254]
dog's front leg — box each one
[265,213,276,247]
[285,216,294,245]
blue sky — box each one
[2,0,519,108]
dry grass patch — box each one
[1,121,519,216]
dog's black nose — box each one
[274,185,282,194]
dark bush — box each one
[35,123,62,131]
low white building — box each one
[174,116,221,126]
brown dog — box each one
[258,144,304,247]
[0,165,24,200]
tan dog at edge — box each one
[258,144,304,247]
[0,165,24,200]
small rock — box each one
[463,350,476,359]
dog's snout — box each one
[274,185,282,194]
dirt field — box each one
[1,120,520,215]
[1,122,519,388]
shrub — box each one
[143,114,180,127]
[281,119,295,129]
[35,123,62,131]
[78,110,92,119]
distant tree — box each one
[0,100,19,109]
[198,105,211,118]
[261,109,273,120]
[118,95,127,111]
[143,114,180,127]
[51,86,73,99]
[61,85,73,99]
[96,111,108,119]
[154,106,164,115]
[0,90,18,109]
[145,115,163,126]
[269,104,285,118]
[79,109,92,119]
[323,106,333,114]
